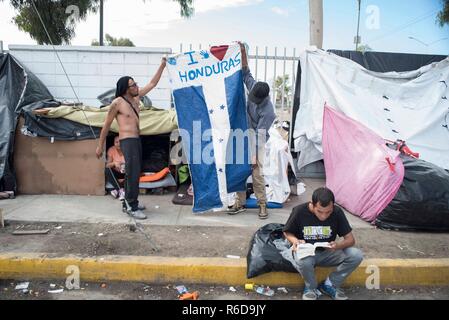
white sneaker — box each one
[110,190,118,199]
[118,189,125,201]
[127,209,147,220]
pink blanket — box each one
[322,105,404,223]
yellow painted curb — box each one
[0,253,448,286]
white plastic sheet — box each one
[293,48,449,170]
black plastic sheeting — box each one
[22,99,101,141]
[327,50,447,73]
[376,156,449,232]
[0,53,53,191]
[291,50,447,149]
[247,223,296,279]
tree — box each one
[437,0,449,26]
[4,0,100,45]
[92,34,135,47]
[3,0,194,45]
[274,75,292,109]
[356,44,373,53]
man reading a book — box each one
[283,187,363,300]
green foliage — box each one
[92,34,135,47]
[4,0,195,45]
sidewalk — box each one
[0,178,370,228]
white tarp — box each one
[293,48,449,170]
[260,122,296,204]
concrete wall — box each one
[8,45,172,109]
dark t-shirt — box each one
[283,203,352,244]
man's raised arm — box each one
[139,57,167,97]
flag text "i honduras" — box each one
[167,44,252,213]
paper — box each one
[293,242,331,261]
[48,289,64,294]
[15,282,29,290]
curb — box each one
[1,253,448,286]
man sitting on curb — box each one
[283,187,363,300]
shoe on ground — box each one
[127,209,147,220]
[227,203,246,215]
[122,207,147,220]
[258,204,268,219]
[110,190,118,199]
[302,287,318,300]
[318,282,348,300]
[118,189,125,201]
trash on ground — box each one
[277,287,288,294]
[101,283,107,288]
[50,284,56,289]
[48,289,64,294]
[179,291,199,300]
[12,229,50,235]
[245,283,254,291]
[254,285,275,297]
[226,255,241,259]
[176,285,188,294]
[154,205,160,209]
[55,226,62,230]
[15,282,29,290]
[97,233,104,237]
[229,286,237,292]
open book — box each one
[293,242,332,261]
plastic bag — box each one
[376,156,449,231]
[246,223,297,279]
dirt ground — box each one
[1,220,449,259]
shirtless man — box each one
[96,58,167,219]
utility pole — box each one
[99,0,104,46]
[309,0,323,49]
[355,0,361,51]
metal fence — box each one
[178,44,300,123]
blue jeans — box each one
[295,247,363,290]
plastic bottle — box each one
[254,285,275,297]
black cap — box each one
[248,82,270,105]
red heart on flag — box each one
[210,45,229,61]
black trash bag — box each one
[247,223,297,279]
[376,156,449,232]
[97,88,152,108]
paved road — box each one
[1,279,448,300]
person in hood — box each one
[227,42,276,219]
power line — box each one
[367,9,439,44]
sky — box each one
[0,0,448,56]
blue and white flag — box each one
[167,44,252,213]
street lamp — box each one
[99,0,104,46]
[355,0,362,51]
[408,36,449,47]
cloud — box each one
[271,6,289,17]
[107,0,264,31]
